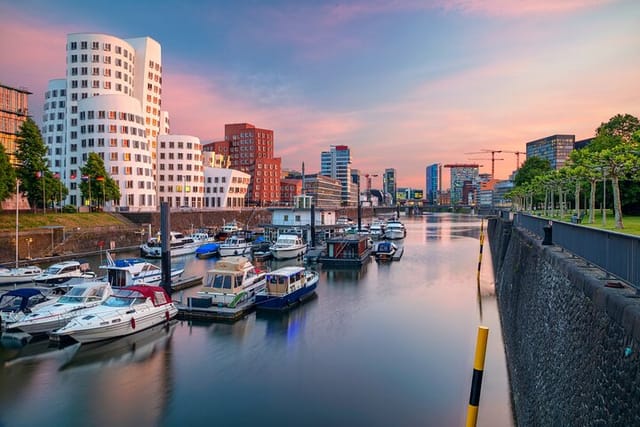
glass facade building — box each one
[320,145,352,206]
[525,134,575,170]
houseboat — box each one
[317,235,373,268]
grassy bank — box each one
[0,212,130,233]
[535,210,640,236]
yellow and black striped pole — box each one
[466,326,489,427]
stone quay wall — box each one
[488,217,640,426]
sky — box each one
[1,0,639,189]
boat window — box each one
[154,291,167,305]
[104,296,135,307]
[0,296,21,311]
[28,295,46,307]
[85,288,102,301]
[58,286,90,302]
[222,275,233,289]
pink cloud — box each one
[438,0,614,17]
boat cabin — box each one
[201,257,259,293]
[265,266,306,296]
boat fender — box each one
[165,311,170,322]
[234,250,238,256]
[130,318,136,329]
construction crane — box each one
[364,173,379,202]
[465,149,504,178]
[502,150,526,169]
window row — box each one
[45,89,67,99]
[68,41,134,60]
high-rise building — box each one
[320,145,352,206]
[425,164,439,205]
[41,33,163,211]
[206,123,281,206]
[444,164,480,205]
[0,83,31,163]
[303,173,343,209]
[526,134,575,170]
[383,168,396,205]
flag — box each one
[54,172,60,179]
[71,173,77,180]
[96,176,105,182]
[81,175,89,181]
[35,171,42,179]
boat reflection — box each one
[2,334,78,367]
[255,301,315,343]
[322,263,369,282]
[61,321,177,370]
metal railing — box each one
[513,213,640,290]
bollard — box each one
[542,223,553,245]
[466,326,489,427]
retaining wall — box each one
[488,217,640,426]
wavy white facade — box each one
[41,33,163,211]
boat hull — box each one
[256,281,317,311]
[53,307,177,344]
[270,245,307,260]
[218,246,251,257]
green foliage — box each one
[13,118,68,210]
[0,144,16,202]
[514,156,552,187]
[79,153,121,207]
[62,204,78,213]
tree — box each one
[514,156,552,187]
[594,114,640,146]
[0,144,17,203]
[14,118,58,210]
[79,153,120,209]
[597,145,640,229]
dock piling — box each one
[466,326,489,427]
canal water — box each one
[0,213,513,427]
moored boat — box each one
[178,256,266,320]
[195,242,221,259]
[140,231,200,258]
[6,281,113,335]
[384,220,406,240]
[33,260,96,286]
[373,241,398,262]
[218,235,251,257]
[100,252,184,287]
[51,285,177,343]
[318,235,373,268]
[255,266,318,311]
[0,287,62,329]
[269,234,307,260]
[0,266,43,286]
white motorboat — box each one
[100,252,184,288]
[369,222,386,240]
[255,266,319,310]
[140,231,200,258]
[197,256,266,309]
[0,265,43,286]
[0,287,62,328]
[384,220,406,240]
[6,281,112,335]
[269,234,307,260]
[373,241,398,262]
[218,235,252,257]
[33,260,96,286]
[51,285,177,343]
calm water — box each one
[0,213,513,427]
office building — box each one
[303,173,343,209]
[0,83,31,163]
[444,164,479,205]
[526,134,575,170]
[383,168,396,205]
[320,145,352,206]
[425,163,439,205]
[41,33,163,211]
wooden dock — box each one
[174,295,254,322]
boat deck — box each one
[174,296,254,321]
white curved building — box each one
[41,33,163,211]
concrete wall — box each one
[488,217,640,425]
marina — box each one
[0,215,513,426]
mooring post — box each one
[466,326,489,427]
[160,202,172,295]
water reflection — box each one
[61,321,176,370]
[323,262,370,282]
[256,302,315,343]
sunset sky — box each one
[1,0,638,189]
